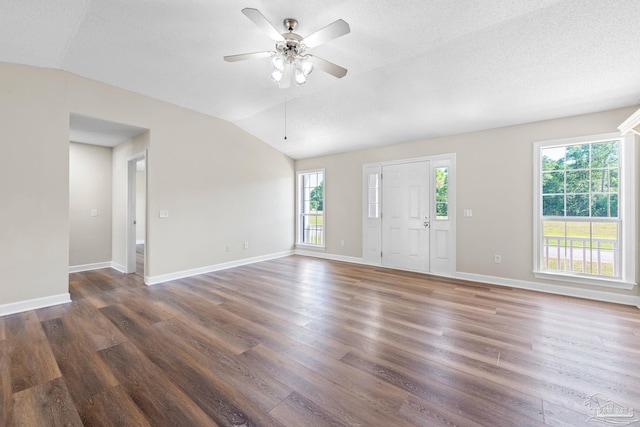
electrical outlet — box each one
[226,245,231,252]
[494,254,502,264]
[159,210,169,218]
[91,209,98,217]
[244,242,249,249]
[340,240,345,247]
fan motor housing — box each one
[277,32,305,59]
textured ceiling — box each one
[2,0,640,159]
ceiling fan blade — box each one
[308,55,348,79]
[224,51,273,62]
[303,19,350,48]
[242,8,285,42]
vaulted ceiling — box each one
[2,0,640,159]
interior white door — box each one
[382,161,430,271]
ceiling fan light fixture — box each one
[271,54,285,72]
[301,57,314,76]
[295,69,306,85]
[271,69,283,83]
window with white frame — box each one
[533,133,635,287]
[297,169,324,246]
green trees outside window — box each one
[542,141,619,218]
[435,167,448,220]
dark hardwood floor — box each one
[136,243,144,278]
[1,255,639,426]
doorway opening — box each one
[126,152,147,278]
[68,114,149,279]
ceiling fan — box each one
[224,8,350,88]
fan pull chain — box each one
[284,95,288,140]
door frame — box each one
[126,151,147,276]
[362,153,456,274]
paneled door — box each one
[381,161,430,271]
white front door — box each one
[382,161,430,271]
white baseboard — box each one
[110,262,126,273]
[294,249,370,265]
[0,293,71,317]
[295,251,640,308]
[454,271,640,307]
[145,250,295,286]
[69,262,112,273]
[69,261,127,274]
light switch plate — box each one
[463,209,473,217]
[159,210,169,218]
[91,209,98,217]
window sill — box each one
[533,271,636,290]
[295,243,325,251]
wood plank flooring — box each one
[1,255,639,426]
[136,243,144,278]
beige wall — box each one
[68,74,295,279]
[0,63,70,304]
[0,61,294,307]
[69,142,112,266]
[296,106,640,299]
